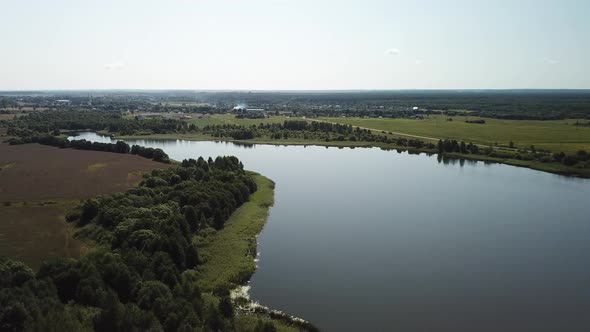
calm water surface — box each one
[72,132,590,332]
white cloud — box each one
[385,48,400,55]
[414,59,423,65]
[104,61,125,70]
[541,57,559,65]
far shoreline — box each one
[110,132,590,179]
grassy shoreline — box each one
[196,173,275,292]
[117,132,437,150]
[443,152,590,178]
[195,173,315,331]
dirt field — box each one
[0,143,170,201]
[0,203,86,269]
[0,143,170,268]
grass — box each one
[124,113,289,128]
[196,173,275,292]
[0,162,15,172]
[87,163,107,172]
[116,126,590,178]
[194,173,311,331]
[0,200,88,270]
[0,143,170,201]
[124,113,590,154]
[115,114,590,177]
[186,114,293,128]
[320,115,590,154]
[0,144,169,269]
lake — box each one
[71,132,590,331]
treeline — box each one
[7,135,170,163]
[296,107,590,121]
[0,97,16,109]
[437,139,590,169]
[282,120,353,134]
[3,110,186,136]
[293,91,590,120]
[202,120,436,150]
[0,157,267,331]
[437,139,480,154]
[235,113,266,119]
[465,119,486,124]
[4,90,590,120]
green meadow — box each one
[320,115,590,154]
[187,114,290,128]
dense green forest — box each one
[3,110,184,136]
[0,157,297,331]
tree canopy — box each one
[0,157,262,331]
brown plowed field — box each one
[0,143,170,268]
[0,143,170,201]
[0,203,87,269]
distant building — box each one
[412,106,419,110]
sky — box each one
[0,0,589,90]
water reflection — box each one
[231,142,254,149]
[69,132,590,332]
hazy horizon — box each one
[2,88,590,93]
[1,0,589,90]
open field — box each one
[0,113,24,120]
[0,143,170,201]
[186,113,292,128]
[0,202,87,269]
[320,115,590,154]
[0,143,170,269]
[128,113,590,154]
